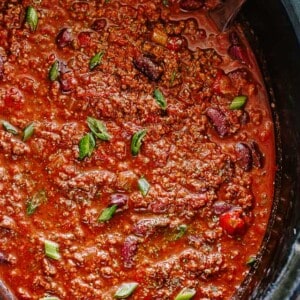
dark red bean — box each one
[91,19,107,32]
[56,28,73,48]
[110,194,128,208]
[0,252,9,264]
[133,54,163,82]
[133,218,169,237]
[122,235,139,268]
[229,32,240,46]
[213,201,233,215]
[206,107,229,137]
[179,0,204,11]
[235,142,252,172]
[249,141,264,169]
[228,32,249,65]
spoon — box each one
[209,0,247,32]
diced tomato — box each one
[4,88,24,109]
[219,210,246,236]
[78,31,91,48]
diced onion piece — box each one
[98,205,118,222]
[44,240,61,260]
[114,282,139,299]
[138,177,150,197]
[153,88,167,110]
[131,129,147,156]
[151,28,168,46]
[26,6,38,31]
[175,287,196,300]
[229,95,247,110]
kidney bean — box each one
[133,218,169,237]
[206,107,229,137]
[110,193,128,208]
[235,142,252,172]
[91,19,107,32]
[133,54,163,82]
[122,235,139,268]
[249,141,264,168]
[179,0,204,11]
[228,32,249,65]
[213,201,233,215]
[56,28,73,48]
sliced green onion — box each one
[26,6,38,31]
[23,123,35,142]
[49,60,60,81]
[98,205,117,222]
[175,287,196,300]
[246,255,257,267]
[114,282,138,299]
[26,190,47,215]
[229,95,247,110]
[44,240,61,260]
[2,121,18,135]
[89,51,104,70]
[138,177,150,197]
[175,224,187,240]
[40,297,60,300]
[87,116,111,141]
[170,70,177,86]
[131,129,147,156]
[78,132,96,160]
[153,88,167,110]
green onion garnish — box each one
[153,88,167,110]
[26,190,47,215]
[44,240,61,260]
[49,60,60,81]
[98,205,118,222]
[229,95,247,110]
[2,121,18,135]
[138,177,150,197]
[175,224,187,240]
[131,129,147,156]
[23,123,35,142]
[246,255,257,267]
[89,51,104,70]
[26,6,38,31]
[87,116,111,141]
[78,132,96,160]
[175,287,196,300]
[114,282,139,299]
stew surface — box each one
[0,0,275,299]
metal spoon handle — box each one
[209,0,247,32]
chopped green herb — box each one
[2,121,18,135]
[89,51,104,70]
[49,60,60,81]
[138,177,150,197]
[170,70,177,86]
[162,0,169,6]
[87,116,111,141]
[26,190,47,215]
[26,6,38,31]
[40,297,60,300]
[23,123,35,142]
[153,88,167,110]
[44,240,61,260]
[98,205,118,222]
[131,129,147,156]
[175,287,196,300]
[114,282,138,299]
[246,255,257,267]
[78,132,96,160]
[229,95,247,110]
[175,224,187,240]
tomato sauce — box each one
[0,0,275,299]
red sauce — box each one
[0,0,275,299]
